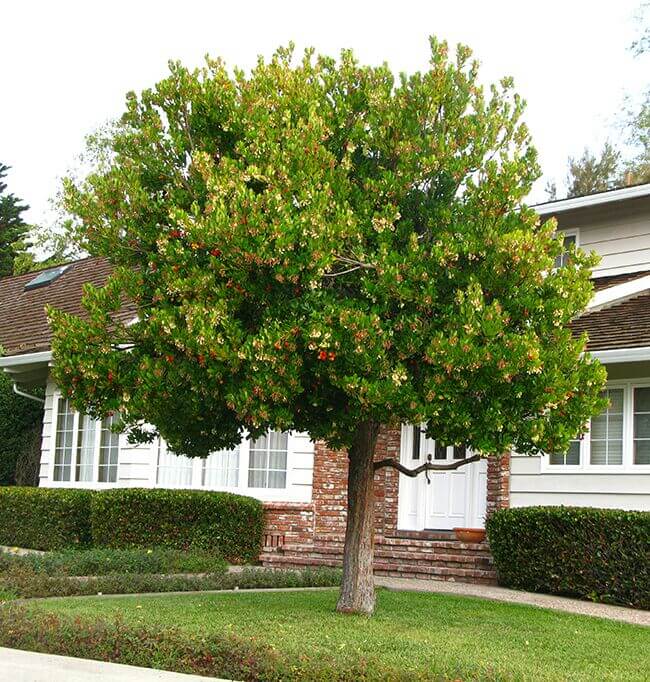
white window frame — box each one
[151,430,297,501]
[542,379,650,473]
[553,228,580,269]
[49,393,120,487]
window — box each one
[153,430,291,492]
[203,446,240,487]
[412,426,421,460]
[549,439,580,466]
[554,232,577,269]
[590,388,623,465]
[248,431,288,489]
[53,398,75,481]
[99,413,120,483]
[634,387,650,465]
[156,441,193,487]
[52,397,120,483]
[546,382,650,471]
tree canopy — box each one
[49,39,606,463]
[0,163,30,277]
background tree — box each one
[547,4,650,199]
[0,163,30,277]
[0,371,43,487]
[49,40,607,615]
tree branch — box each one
[374,454,482,478]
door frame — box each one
[396,424,487,531]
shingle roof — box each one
[1,258,649,358]
[572,289,650,351]
[591,270,650,292]
[0,257,134,357]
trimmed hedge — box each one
[0,487,265,563]
[486,506,650,609]
[90,488,264,564]
[0,487,93,550]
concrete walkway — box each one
[0,647,228,682]
[376,576,650,626]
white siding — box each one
[511,454,650,511]
[38,373,314,502]
[554,197,650,276]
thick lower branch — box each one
[374,454,481,476]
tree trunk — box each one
[336,420,380,615]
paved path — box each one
[0,647,228,682]
[376,576,650,626]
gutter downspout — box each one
[12,383,45,405]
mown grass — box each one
[27,588,649,681]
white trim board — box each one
[586,275,650,313]
[535,184,650,216]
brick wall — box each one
[261,427,510,584]
[486,452,510,517]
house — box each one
[1,184,649,583]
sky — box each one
[1,0,648,230]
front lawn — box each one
[20,589,649,681]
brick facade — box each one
[261,425,509,584]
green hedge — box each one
[486,506,650,609]
[90,488,264,564]
[0,487,93,550]
[0,487,265,563]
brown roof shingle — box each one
[572,290,650,351]
[0,257,133,357]
[1,257,649,358]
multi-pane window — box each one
[99,413,120,483]
[548,383,650,470]
[53,398,75,481]
[248,431,288,489]
[634,387,650,465]
[156,442,193,487]
[590,388,624,465]
[203,446,240,488]
[549,439,581,466]
[75,414,97,482]
[52,397,119,483]
[554,233,577,269]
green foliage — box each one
[564,143,621,199]
[0,163,30,277]
[0,487,263,562]
[486,506,650,609]
[0,487,94,550]
[5,590,647,680]
[0,565,341,599]
[0,547,227,576]
[89,488,264,563]
[0,372,43,486]
[49,39,606,460]
[0,607,289,681]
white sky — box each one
[1,0,648,228]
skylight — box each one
[24,265,70,291]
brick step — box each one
[260,552,497,584]
[266,542,492,567]
[313,535,491,553]
[292,539,492,561]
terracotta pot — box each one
[453,527,486,543]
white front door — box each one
[397,425,488,531]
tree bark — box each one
[336,420,380,615]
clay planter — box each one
[453,527,486,543]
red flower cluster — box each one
[318,350,336,362]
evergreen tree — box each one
[0,163,30,277]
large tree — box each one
[0,163,30,277]
[49,40,606,615]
